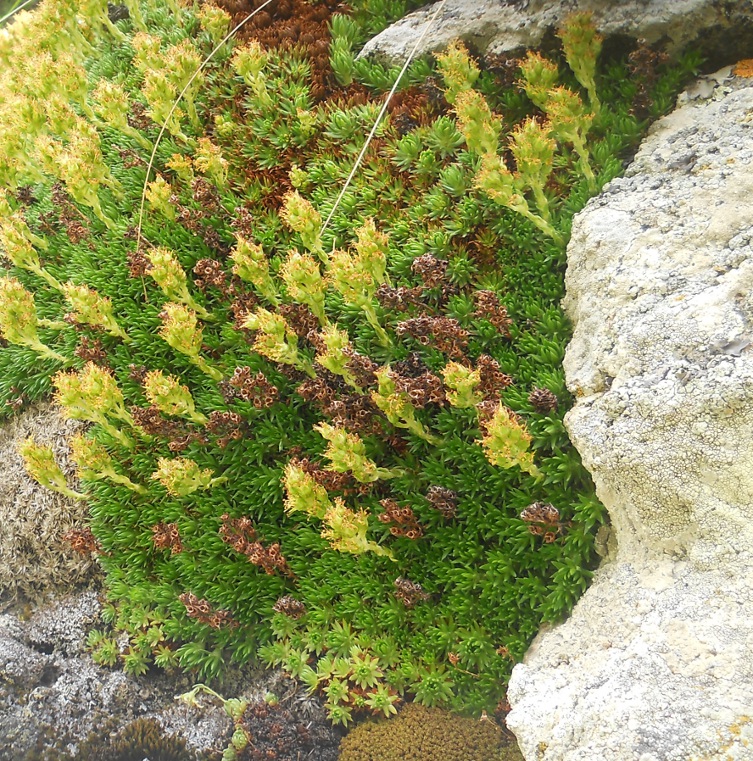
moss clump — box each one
[74,718,197,761]
[338,703,521,761]
[0,403,97,602]
[21,718,199,761]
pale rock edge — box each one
[506,70,753,760]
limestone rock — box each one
[506,68,753,760]
[360,0,753,64]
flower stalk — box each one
[18,438,85,500]
[0,277,68,362]
[371,368,440,444]
[63,282,130,341]
[158,303,222,380]
[143,369,208,425]
[70,434,146,493]
[152,456,224,497]
[315,422,403,483]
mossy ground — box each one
[0,0,700,730]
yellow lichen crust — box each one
[338,703,523,761]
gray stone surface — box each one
[360,0,753,64]
[0,587,340,759]
[506,68,753,760]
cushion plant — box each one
[0,0,699,726]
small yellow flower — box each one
[321,498,394,559]
[63,282,129,340]
[152,456,221,497]
[143,369,207,424]
[441,362,482,408]
[478,402,540,477]
[281,191,322,257]
[435,41,480,104]
[230,236,278,304]
[282,462,331,519]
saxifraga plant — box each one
[0,0,701,726]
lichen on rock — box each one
[506,66,753,760]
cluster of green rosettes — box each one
[0,0,696,729]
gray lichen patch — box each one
[506,68,753,760]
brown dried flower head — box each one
[394,576,430,608]
[474,290,512,337]
[426,485,458,519]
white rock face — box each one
[506,70,753,760]
[360,0,753,63]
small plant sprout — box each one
[231,40,271,107]
[441,362,483,408]
[18,438,84,500]
[229,235,279,305]
[280,249,328,325]
[281,191,323,260]
[92,80,151,149]
[315,422,403,483]
[0,277,68,362]
[158,303,222,380]
[327,228,391,347]
[53,362,136,447]
[321,498,394,559]
[0,217,62,290]
[453,89,502,156]
[349,647,384,689]
[197,1,231,45]
[478,402,541,477]
[62,282,130,341]
[69,434,146,493]
[314,325,361,390]
[193,138,228,188]
[372,367,441,444]
[435,41,480,104]
[144,175,176,221]
[152,456,224,497]
[282,461,331,519]
[559,11,603,114]
[364,683,399,718]
[146,248,212,319]
[143,369,208,425]
[242,308,315,377]
[510,117,556,221]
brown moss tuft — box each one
[338,703,523,761]
[0,404,98,603]
[214,0,342,100]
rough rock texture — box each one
[506,68,753,760]
[360,0,753,65]
[0,403,97,602]
[0,588,341,760]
